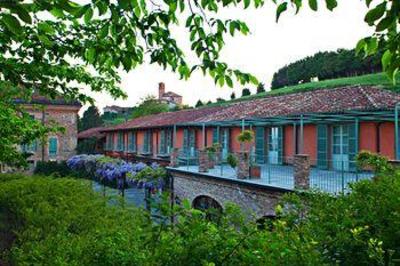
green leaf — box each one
[249,75,259,85]
[98,24,109,39]
[381,50,392,70]
[2,14,23,35]
[84,7,93,24]
[50,8,65,18]
[13,6,32,24]
[309,0,318,11]
[376,16,394,32]
[364,2,386,26]
[276,3,287,22]
[38,22,55,35]
[355,38,367,55]
[38,35,53,47]
[86,48,96,63]
[73,5,90,18]
[325,0,337,11]
[226,76,233,88]
[218,76,225,87]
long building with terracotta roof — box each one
[100,86,400,170]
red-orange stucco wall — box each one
[303,125,317,162]
[175,128,184,149]
[284,125,294,159]
[379,122,395,159]
[359,122,378,153]
[230,127,242,153]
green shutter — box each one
[183,129,189,154]
[255,127,265,163]
[143,131,149,153]
[132,132,136,152]
[212,127,220,144]
[317,124,328,169]
[106,134,110,151]
[277,127,283,164]
[49,137,57,156]
[160,130,166,154]
[348,123,358,171]
[166,130,172,153]
[128,132,135,152]
[189,130,196,151]
[118,132,123,151]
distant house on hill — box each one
[103,105,133,116]
[158,82,182,108]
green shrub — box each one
[1,151,400,265]
[237,130,254,143]
[0,174,323,265]
[227,154,238,169]
[34,161,75,177]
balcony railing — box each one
[171,151,374,194]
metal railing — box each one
[171,150,374,194]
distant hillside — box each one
[206,73,400,107]
[271,49,382,89]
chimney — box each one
[158,82,165,100]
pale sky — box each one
[84,1,373,114]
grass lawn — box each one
[207,72,400,107]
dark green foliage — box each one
[1,0,261,166]
[241,88,251,97]
[79,106,103,132]
[271,49,382,89]
[227,154,238,169]
[77,137,99,154]
[237,129,254,143]
[2,152,400,265]
[230,92,236,99]
[256,83,266,94]
[195,100,204,107]
[216,97,225,103]
[33,161,74,177]
[131,96,169,119]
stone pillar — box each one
[237,152,249,179]
[199,150,209,172]
[294,154,310,190]
[169,148,179,167]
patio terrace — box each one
[171,161,373,194]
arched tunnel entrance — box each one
[192,195,223,221]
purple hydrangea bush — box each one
[67,155,166,191]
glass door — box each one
[332,125,349,171]
[268,127,279,164]
[221,129,229,160]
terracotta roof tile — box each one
[78,126,107,139]
[103,86,400,132]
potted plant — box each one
[236,130,254,179]
[206,143,222,169]
[227,153,238,169]
[205,145,216,169]
[249,154,261,179]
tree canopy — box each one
[1,0,400,165]
[79,106,103,132]
[271,49,382,89]
[131,96,169,119]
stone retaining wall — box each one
[169,169,290,218]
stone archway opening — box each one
[256,215,277,231]
[192,195,223,222]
